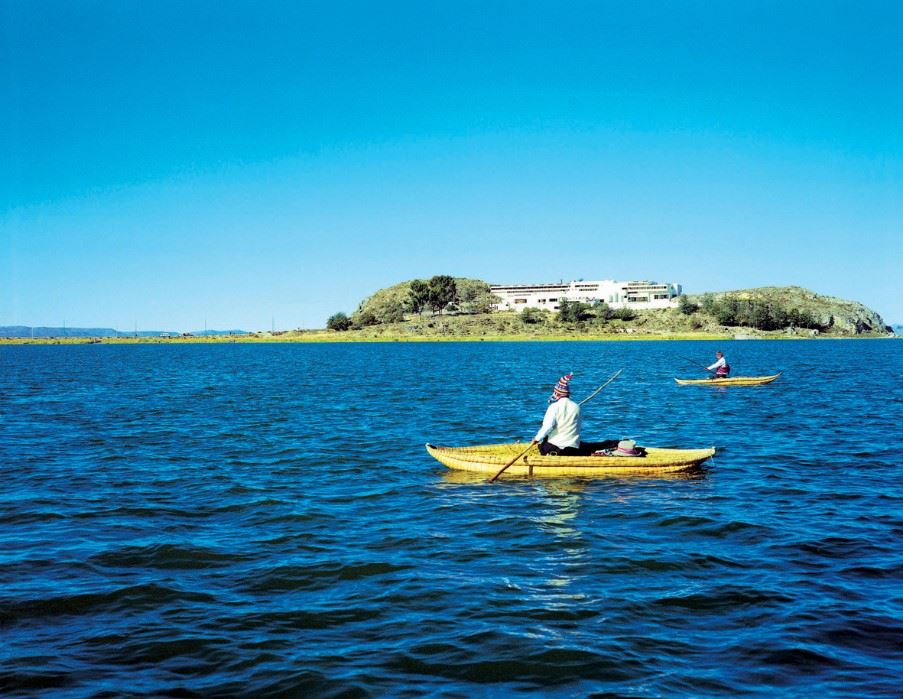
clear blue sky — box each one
[3,0,901,330]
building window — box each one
[515,298,527,304]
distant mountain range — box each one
[0,326,248,338]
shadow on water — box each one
[438,465,710,486]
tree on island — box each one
[326,312,352,331]
[455,279,496,314]
[428,275,458,315]
[408,279,430,316]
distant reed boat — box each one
[674,373,782,386]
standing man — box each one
[706,350,730,378]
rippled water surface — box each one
[2,340,901,697]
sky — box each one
[2,0,901,330]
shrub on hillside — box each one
[374,301,406,324]
[520,308,545,324]
[557,299,593,323]
[351,310,378,328]
[612,307,636,321]
[678,295,699,315]
[592,301,611,323]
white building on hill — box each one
[490,279,682,313]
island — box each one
[3,277,891,344]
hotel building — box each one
[489,279,682,312]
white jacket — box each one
[534,397,581,448]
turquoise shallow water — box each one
[1,340,901,697]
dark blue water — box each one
[2,340,901,697]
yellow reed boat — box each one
[674,372,782,386]
[425,442,715,477]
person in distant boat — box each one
[531,373,615,456]
[706,350,730,378]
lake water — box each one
[1,340,901,697]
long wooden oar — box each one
[487,441,538,483]
[579,368,623,405]
[682,357,715,374]
[488,368,623,483]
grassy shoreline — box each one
[1,331,891,345]
[0,333,729,345]
[3,309,892,345]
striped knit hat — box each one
[550,373,573,402]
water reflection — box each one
[436,466,711,630]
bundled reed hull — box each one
[426,442,714,477]
[674,372,781,386]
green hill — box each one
[352,277,495,325]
